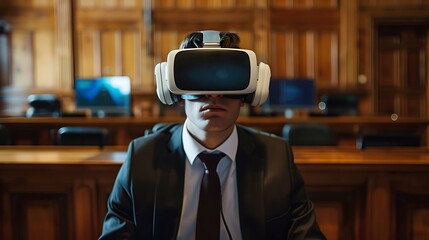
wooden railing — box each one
[1,146,429,240]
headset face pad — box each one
[181,94,246,101]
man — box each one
[99,31,326,240]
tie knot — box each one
[198,152,225,172]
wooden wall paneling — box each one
[270,32,289,76]
[271,0,338,8]
[376,39,399,115]
[0,0,73,115]
[269,30,339,87]
[96,179,118,237]
[153,9,255,31]
[426,29,429,145]
[73,0,143,86]
[152,8,257,60]
[298,32,314,77]
[398,195,429,240]
[391,172,429,240]
[1,181,12,239]
[365,175,391,240]
[270,7,341,89]
[76,0,139,9]
[75,0,95,8]
[316,31,339,87]
[339,0,358,89]
[11,193,69,240]
[0,5,57,88]
[404,95,424,118]
[253,1,269,64]
[76,31,100,78]
[310,188,364,240]
[55,0,73,91]
[403,32,426,118]
[194,0,235,8]
[36,0,56,7]
[271,0,360,95]
[395,195,429,239]
[34,30,56,88]
[101,31,120,76]
[358,11,376,115]
[122,31,140,88]
[73,179,98,240]
[302,168,366,240]
[11,31,34,87]
[3,169,75,240]
[153,0,254,9]
[141,0,153,92]
[271,9,339,30]
[361,0,429,8]
[153,31,180,64]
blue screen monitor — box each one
[75,76,132,117]
[265,78,316,112]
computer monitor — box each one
[264,78,316,117]
[74,76,132,117]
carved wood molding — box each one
[153,9,255,30]
[271,9,339,30]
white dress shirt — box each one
[177,119,243,240]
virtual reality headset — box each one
[154,31,271,106]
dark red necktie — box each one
[196,152,226,240]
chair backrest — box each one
[283,123,337,146]
[356,133,421,149]
[26,94,62,117]
[56,126,109,148]
[319,93,359,116]
[144,122,178,136]
[0,124,11,145]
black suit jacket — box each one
[99,124,326,240]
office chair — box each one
[56,126,109,148]
[356,133,421,149]
[318,93,359,116]
[144,122,179,136]
[26,94,62,117]
[283,123,338,146]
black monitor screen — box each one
[75,76,131,116]
[265,78,316,111]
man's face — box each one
[184,95,244,134]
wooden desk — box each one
[1,116,428,146]
[1,146,429,240]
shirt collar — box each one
[182,119,238,165]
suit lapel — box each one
[153,125,186,239]
[236,127,266,239]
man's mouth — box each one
[201,104,226,112]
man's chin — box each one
[202,119,233,132]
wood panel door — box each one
[375,24,428,118]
